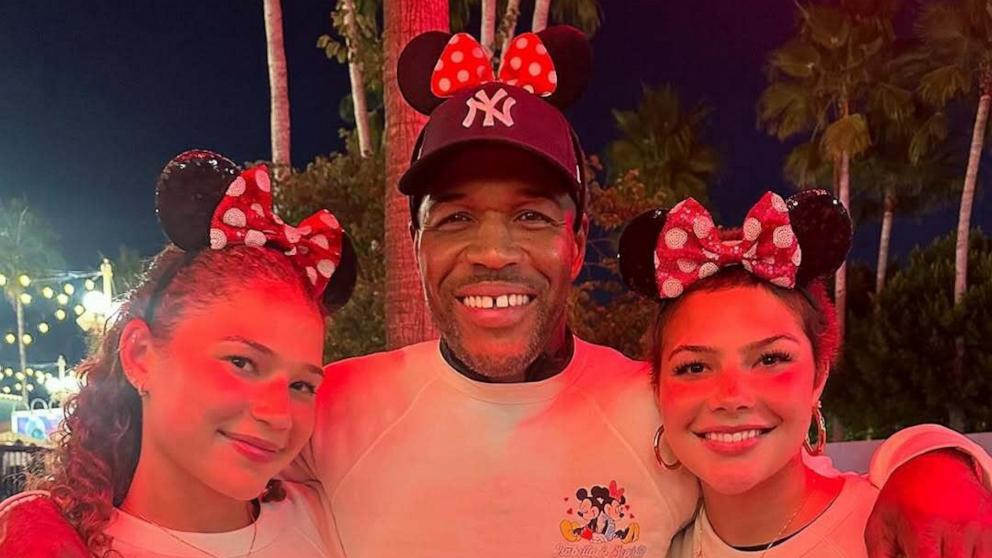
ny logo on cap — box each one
[462,88,516,128]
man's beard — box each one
[428,279,569,381]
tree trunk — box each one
[264,0,292,177]
[835,150,850,341]
[953,93,990,305]
[949,90,989,433]
[383,0,445,348]
[342,0,374,157]
[499,0,522,58]
[481,0,497,53]
[875,186,895,294]
[15,298,27,405]
[532,0,551,32]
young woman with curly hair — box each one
[0,151,356,558]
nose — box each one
[707,368,756,414]
[250,379,292,432]
[463,213,524,269]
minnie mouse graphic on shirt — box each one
[560,481,640,544]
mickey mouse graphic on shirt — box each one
[560,481,640,544]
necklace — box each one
[692,489,811,558]
[119,501,258,558]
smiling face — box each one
[414,145,586,381]
[656,284,826,496]
[128,280,325,501]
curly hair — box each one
[28,244,322,557]
[649,267,840,390]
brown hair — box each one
[649,267,839,389]
[28,244,322,557]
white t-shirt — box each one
[667,474,878,558]
[300,338,700,558]
[292,337,992,558]
[103,482,330,558]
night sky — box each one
[2,0,989,271]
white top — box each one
[667,474,878,558]
[286,337,992,558]
[103,482,331,558]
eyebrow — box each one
[222,336,325,378]
[666,334,800,360]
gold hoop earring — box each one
[804,401,827,456]
[653,425,681,470]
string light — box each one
[21,334,32,345]
[56,293,69,305]
[14,383,21,391]
[18,275,30,288]
[26,384,34,392]
[19,293,31,305]
[37,322,49,334]
[0,274,6,286]
[1,387,9,394]
[42,286,54,298]
[3,368,11,376]
[25,368,33,377]
[14,372,24,381]
[73,305,85,316]
[84,279,95,291]
[55,309,67,321]
[63,284,75,295]
[3,333,14,344]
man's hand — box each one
[0,494,89,558]
[866,449,992,557]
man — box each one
[301,27,992,558]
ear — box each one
[786,189,852,286]
[321,234,358,313]
[397,31,453,115]
[618,208,670,300]
[535,26,592,110]
[570,214,589,281]
[119,319,157,395]
[156,150,241,251]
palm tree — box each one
[0,199,63,406]
[343,0,376,156]
[263,0,291,177]
[481,0,497,51]
[911,0,992,306]
[382,0,448,348]
[757,1,897,339]
[909,0,992,430]
[606,84,718,206]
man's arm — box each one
[862,424,992,558]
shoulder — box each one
[308,341,444,486]
[0,491,89,557]
[571,337,654,409]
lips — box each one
[220,431,284,463]
[451,282,539,328]
[693,425,775,456]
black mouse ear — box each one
[536,25,592,110]
[786,189,852,286]
[321,233,358,313]
[398,31,453,116]
[156,150,241,251]
[618,208,670,300]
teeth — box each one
[461,294,532,309]
[705,430,763,443]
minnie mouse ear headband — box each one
[396,26,593,226]
[155,150,357,312]
[618,190,851,301]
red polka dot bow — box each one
[210,164,344,295]
[431,32,557,98]
[654,192,802,299]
